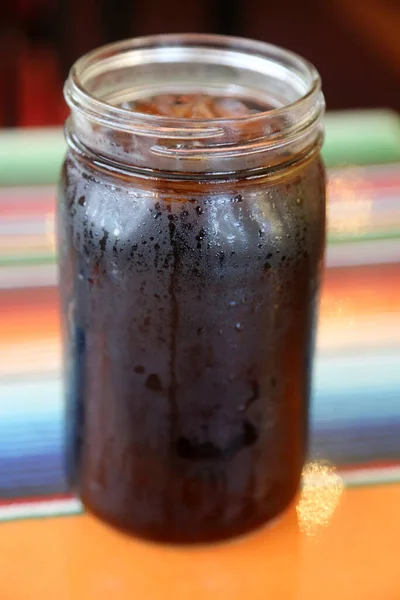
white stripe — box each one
[340,465,400,486]
[328,162,400,181]
[0,340,61,377]
[0,498,82,521]
[326,238,400,267]
[0,264,57,289]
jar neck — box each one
[64,34,325,176]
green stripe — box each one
[323,110,400,167]
[0,128,65,187]
[0,254,56,267]
[0,110,399,187]
[328,230,400,244]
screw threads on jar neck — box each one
[64,34,325,176]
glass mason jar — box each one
[58,34,326,543]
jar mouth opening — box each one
[65,33,321,132]
[64,34,324,174]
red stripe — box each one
[0,198,55,218]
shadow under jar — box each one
[58,34,326,543]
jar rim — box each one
[65,33,322,129]
[64,34,324,174]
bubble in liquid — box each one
[145,373,162,391]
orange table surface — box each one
[1,484,399,600]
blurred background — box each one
[1,0,400,537]
[0,0,399,126]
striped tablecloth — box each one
[1,159,400,523]
[1,117,400,600]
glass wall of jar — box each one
[58,34,326,543]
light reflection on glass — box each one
[296,460,344,536]
[327,169,372,236]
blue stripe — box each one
[1,350,400,497]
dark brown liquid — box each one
[58,151,325,543]
[121,93,271,118]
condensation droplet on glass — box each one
[296,197,302,205]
